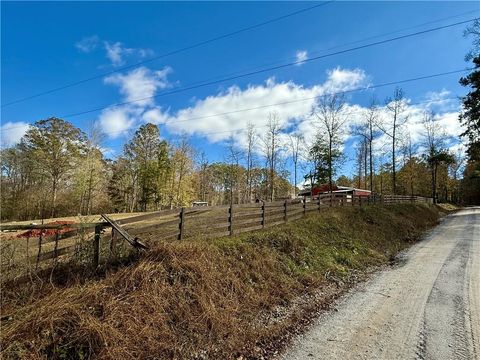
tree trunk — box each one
[51,178,58,218]
[392,122,396,195]
[294,160,297,197]
[369,126,374,192]
[328,138,333,193]
[364,140,368,189]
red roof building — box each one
[298,185,371,198]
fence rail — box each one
[0,194,432,280]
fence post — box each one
[330,193,333,207]
[284,199,288,223]
[178,207,185,240]
[93,225,101,268]
[229,204,234,236]
[303,198,306,215]
[261,202,266,228]
[317,195,321,212]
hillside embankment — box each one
[1,204,441,359]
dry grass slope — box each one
[1,204,440,360]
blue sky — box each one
[1,1,479,183]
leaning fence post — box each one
[178,207,185,240]
[93,225,101,268]
[229,204,234,236]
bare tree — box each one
[245,122,256,202]
[289,133,303,197]
[377,87,408,195]
[198,151,209,202]
[421,111,453,203]
[355,140,365,189]
[363,99,379,191]
[261,113,282,201]
[226,136,243,204]
[80,121,106,215]
[449,147,465,203]
[450,147,465,181]
[401,132,417,196]
[312,94,347,193]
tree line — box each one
[1,86,474,222]
[0,117,296,221]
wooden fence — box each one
[0,194,432,280]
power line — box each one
[94,95,461,154]
[1,1,334,108]
[99,97,464,148]
[0,68,467,134]
[4,7,475,111]
[55,18,477,119]
[203,8,478,83]
[1,93,458,153]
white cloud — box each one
[422,89,459,112]
[295,50,308,65]
[425,89,451,102]
[98,66,173,137]
[104,41,125,66]
[160,68,368,147]
[322,67,369,93]
[0,122,30,147]
[103,41,154,67]
[97,106,136,139]
[75,35,100,53]
[76,36,154,66]
[104,66,172,107]
[96,62,463,168]
[142,107,170,124]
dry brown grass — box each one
[1,204,440,360]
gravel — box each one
[281,207,480,360]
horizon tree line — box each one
[1,83,477,221]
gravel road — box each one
[282,207,480,360]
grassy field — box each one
[1,203,440,360]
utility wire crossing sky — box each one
[1,1,478,178]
